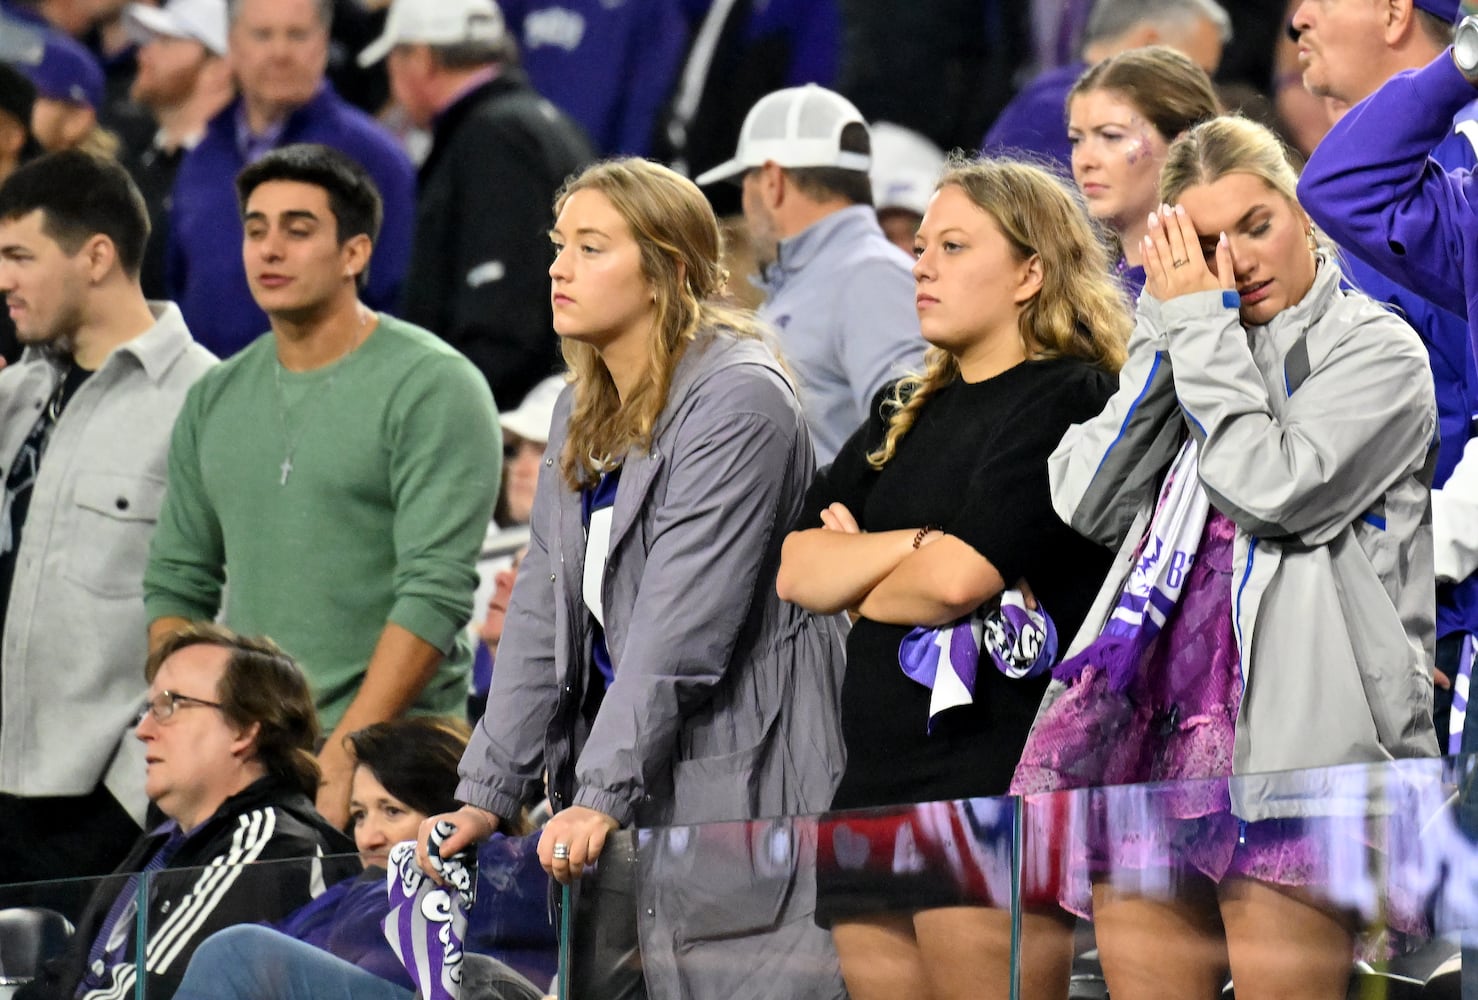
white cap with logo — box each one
[125,0,228,57]
[694,84,871,187]
[358,0,506,67]
[869,122,946,218]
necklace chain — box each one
[272,310,373,486]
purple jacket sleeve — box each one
[1299,54,1478,318]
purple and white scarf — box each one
[1055,439,1208,692]
[900,589,1059,731]
[1451,633,1474,755]
[384,824,476,1000]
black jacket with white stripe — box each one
[19,775,356,1000]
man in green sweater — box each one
[144,143,501,827]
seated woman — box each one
[1066,45,1220,299]
[1014,115,1440,1000]
[173,717,551,1000]
[776,156,1129,1000]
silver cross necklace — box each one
[273,309,373,486]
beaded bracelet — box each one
[912,525,941,549]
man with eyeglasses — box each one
[0,150,214,892]
[18,623,355,1000]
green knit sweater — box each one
[144,315,501,726]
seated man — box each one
[17,623,356,1000]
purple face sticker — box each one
[1123,116,1155,166]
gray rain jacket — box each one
[1041,259,1439,818]
[457,331,847,999]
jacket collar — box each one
[17,301,198,384]
[216,83,342,151]
[1249,250,1342,351]
[177,774,353,857]
[756,204,881,294]
[113,302,199,383]
[603,334,789,556]
[422,71,530,180]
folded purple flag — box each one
[385,823,477,999]
[899,589,1058,731]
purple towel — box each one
[899,589,1058,731]
[384,823,477,999]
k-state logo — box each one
[524,7,585,51]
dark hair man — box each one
[0,150,215,890]
[144,143,500,829]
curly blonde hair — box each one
[867,157,1131,469]
[554,158,767,490]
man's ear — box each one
[230,719,262,760]
[760,161,787,210]
[341,233,373,283]
[1383,0,1413,44]
[81,233,117,284]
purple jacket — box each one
[1298,54,1478,345]
[274,834,556,989]
[1299,53,1478,639]
[981,61,1083,171]
[166,86,416,358]
[499,0,688,157]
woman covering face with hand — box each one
[1015,115,1439,1000]
[1067,46,1220,299]
[777,157,1128,1000]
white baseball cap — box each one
[869,122,946,218]
[499,375,565,443]
[694,84,871,186]
[358,0,506,67]
[125,0,227,57]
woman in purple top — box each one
[174,718,551,1000]
[1017,114,1438,1000]
[1067,46,1220,300]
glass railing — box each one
[0,757,1474,999]
[563,753,1478,1000]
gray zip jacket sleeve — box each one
[1048,295,1186,549]
[1165,286,1436,546]
[1040,262,1439,814]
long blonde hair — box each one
[555,158,766,490]
[867,157,1131,469]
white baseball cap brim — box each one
[694,84,871,187]
[125,0,227,57]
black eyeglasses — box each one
[135,690,225,725]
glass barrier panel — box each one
[0,872,132,1000]
[554,798,1024,999]
[120,832,557,1000]
[1017,752,1478,1000]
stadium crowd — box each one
[0,0,1476,998]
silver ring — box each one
[552,842,570,860]
[1172,258,1189,268]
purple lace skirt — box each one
[1012,512,1398,927]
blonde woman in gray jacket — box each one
[1014,116,1439,1000]
[416,158,848,1000]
